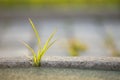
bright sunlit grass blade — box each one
[37,40,56,60]
[43,29,56,51]
[37,31,56,61]
[29,18,41,47]
[33,55,38,66]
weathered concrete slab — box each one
[0,56,120,70]
[0,57,32,68]
[41,56,120,70]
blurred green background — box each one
[0,0,120,8]
[0,0,120,57]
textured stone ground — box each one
[0,56,120,70]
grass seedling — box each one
[22,18,56,66]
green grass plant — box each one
[22,18,56,66]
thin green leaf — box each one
[29,18,41,49]
[33,55,38,66]
[22,41,36,56]
[38,40,56,59]
[47,40,56,50]
[43,29,56,51]
[37,37,56,61]
[37,48,42,61]
[39,40,56,59]
[39,30,56,58]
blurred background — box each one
[0,0,120,57]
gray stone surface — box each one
[0,56,120,70]
[0,57,32,68]
[41,56,120,70]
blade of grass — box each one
[37,48,42,61]
[22,41,36,57]
[38,40,56,60]
[29,18,41,49]
[39,30,56,58]
[33,55,38,65]
[43,29,56,51]
[47,40,56,52]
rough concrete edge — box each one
[0,56,120,70]
[0,56,32,68]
